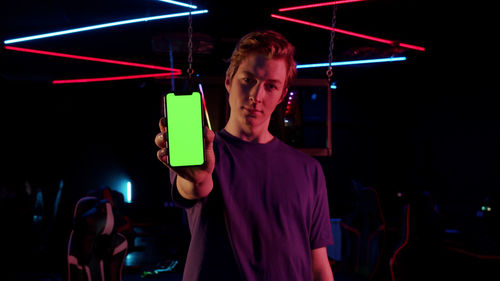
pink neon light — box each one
[279,0,368,12]
[447,246,500,260]
[341,221,361,272]
[390,204,410,281]
[271,14,425,51]
[340,222,360,237]
[4,46,181,72]
[398,43,426,52]
[102,203,114,235]
[52,72,179,84]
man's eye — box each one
[242,77,255,85]
[266,84,278,91]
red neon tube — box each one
[52,72,180,84]
[279,0,368,12]
[271,14,425,51]
[4,46,181,72]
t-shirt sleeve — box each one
[310,161,334,249]
[170,169,198,208]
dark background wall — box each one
[1,0,498,278]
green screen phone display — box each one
[165,91,205,167]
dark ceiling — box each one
[2,0,432,82]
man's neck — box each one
[224,120,274,144]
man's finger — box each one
[204,127,215,149]
[159,117,167,133]
[155,132,167,148]
[157,148,169,165]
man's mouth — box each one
[243,107,263,114]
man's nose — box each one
[249,82,265,103]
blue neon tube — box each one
[157,0,197,9]
[126,181,132,203]
[297,57,407,69]
[4,10,208,44]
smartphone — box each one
[163,91,205,167]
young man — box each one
[155,31,334,281]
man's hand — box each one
[155,117,216,199]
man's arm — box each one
[176,174,213,200]
[155,118,216,200]
[312,247,334,281]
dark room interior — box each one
[1,0,499,280]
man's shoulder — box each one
[274,138,321,166]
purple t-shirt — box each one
[171,130,333,281]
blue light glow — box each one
[296,57,407,69]
[158,0,197,9]
[4,10,208,44]
[330,82,337,90]
[126,181,132,203]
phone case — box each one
[164,91,205,167]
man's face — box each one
[225,54,287,131]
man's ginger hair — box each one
[226,30,297,92]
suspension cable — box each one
[327,4,338,82]
[326,4,337,156]
[187,1,194,81]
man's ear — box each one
[225,76,232,94]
